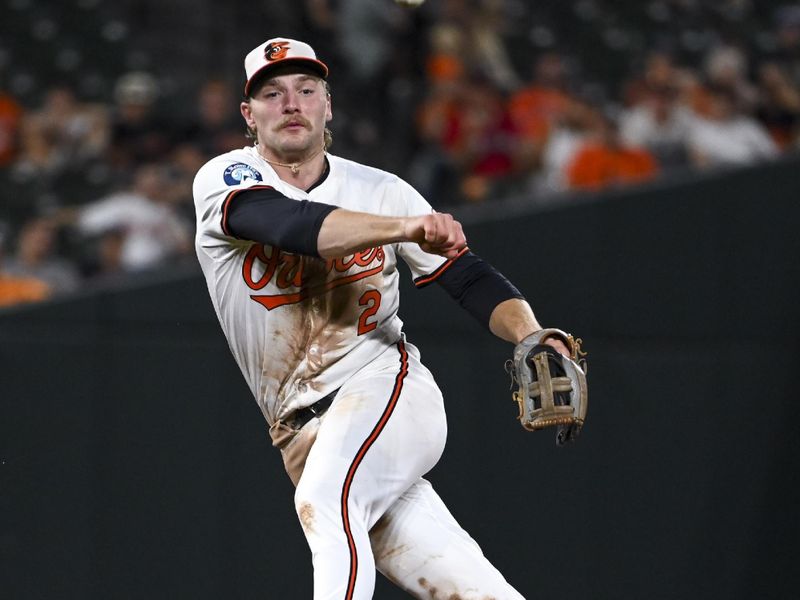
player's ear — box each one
[322,80,332,122]
[241,101,255,128]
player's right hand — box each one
[405,212,467,258]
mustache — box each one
[275,117,311,130]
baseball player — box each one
[193,38,570,600]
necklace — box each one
[259,145,325,175]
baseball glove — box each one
[505,328,588,446]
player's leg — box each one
[371,478,526,600]
[293,340,448,600]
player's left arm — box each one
[488,298,570,356]
[431,252,570,356]
[488,297,540,344]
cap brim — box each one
[244,58,329,96]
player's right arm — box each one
[225,187,466,259]
[317,208,465,259]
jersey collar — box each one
[305,156,330,194]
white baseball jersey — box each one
[194,145,525,599]
[193,145,454,425]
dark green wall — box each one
[2,159,799,599]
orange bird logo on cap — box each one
[264,41,290,61]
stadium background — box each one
[2,1,799,598]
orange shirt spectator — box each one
[567,110,659,191]
[567,142,658,190]
[508,87,571,142]
[0,274,50,307]
[508,52,572,143]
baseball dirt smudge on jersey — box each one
[418,577,498,600]
[298,501,316,534]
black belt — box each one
[285,389,337,430]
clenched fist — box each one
[404,212,467,259]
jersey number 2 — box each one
[357,290,381,335]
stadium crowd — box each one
[1,0,799,307]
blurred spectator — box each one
[429,0,520,91]
[672,66,715,119]
[75,164,192,274]
[619,82,695,170]
[702,43,759,112]
[337,0,408,86]
[79,226,128,287]
[755,61,800,149]
[0,221,50,308]
[566,110,659,191]
[622,52,679,108]
[0,269,49,307]
[1,216,79,296]
[408,43,468,204]
[335,0,413,153]
[452,79,519,200]
[180,79,244,158]
[108,72,174,169]
[0,88,23,166]
[414,75,519,203]
[15,85,108,176]
[508,51,574,170]
[531,96,598,195]
[424,23,467,88]
[462,0,520,91]
[688,83,780,168]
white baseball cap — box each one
[244,38,329,96]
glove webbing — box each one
[528,351,576,429]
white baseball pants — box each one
[292,339,525,599]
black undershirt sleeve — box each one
[434,251,525,329]
[224,187,337,257]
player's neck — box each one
[257,144,326,189]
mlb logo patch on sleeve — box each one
[224,163,263,186]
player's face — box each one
[242,72,332,161]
